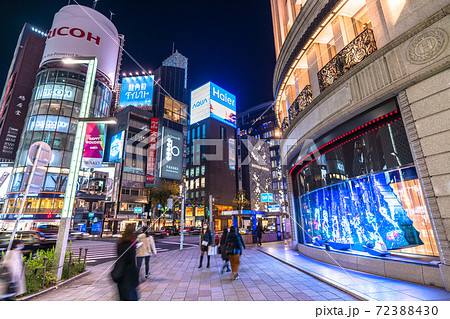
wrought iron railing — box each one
[317,28,377,92]
[288,85,313,122]
[281,117,289,133]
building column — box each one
[306,44,322,98]
[365,0,391,48]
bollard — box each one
[42,257,48,288]
[78,247,82,263]
[83,248,88,264]
[67,252,72,279]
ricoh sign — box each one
[40,5,120,84]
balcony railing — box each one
[317,28,377,92]
[288,85,313,122]
[281,117,289,133]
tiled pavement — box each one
[31,244,358,301]
[259,242,450,301]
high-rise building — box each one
[271,0,450,289]
[0,24,46,162]
[186,82,237,230]
[1,5,120,231]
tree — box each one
[145,180,180,228]
[233,190,250,210]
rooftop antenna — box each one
[92,0,99,9]
[67,0,71,4]
[172,42,175,54]
[109,10,116,21]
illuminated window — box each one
[201,178,205,188]
[201,165,206,175]
[195,178,200,189]
[195,167,200,176]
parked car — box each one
[0,231,56,258]
[161,226,178,236]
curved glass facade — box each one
[291,105,438,257]
[6,65,112,215]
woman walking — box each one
[198,224,213,268]
[113,224,139,301]
[219,227,230,274]
[225,226,246,280]
[136,227,157,280]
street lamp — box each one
[55,57,116,280]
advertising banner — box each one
[190,83,210,125]
[108,131,124,162]
[229,138,236,170]
[0,163,13,199]
[40,5,120,84]
[146,118,159,185]
[118,76,154,108]
[261,193,274,203]
[82,123,105,168]
[159,127,183,180]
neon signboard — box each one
[118,76,154,108]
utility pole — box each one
[179,184,185,250]
[209,195,213,235]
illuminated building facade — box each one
[1,5,120,231]
[271,0,450,289]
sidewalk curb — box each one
[258,249,373,301]
[18,270,90,301]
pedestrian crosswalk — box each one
[67,240,168,264]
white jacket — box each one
[136,233,157,257]
[2,249,26,296]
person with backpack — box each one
[219,227,230,274]
[136,227,157,280]
[198,224,213,268]
[225,226,246,280]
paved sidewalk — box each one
[259,242,450,301]
[31,245,357,301]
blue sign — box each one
[134,207,143,214]
[261,193,274,203]
[88,212,95,217]
[268,204,280,213]
[109,131,124,162]
[210,82,236,111]
[119,76,154,107]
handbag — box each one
[201,240,208,247]
[110,259,125,283]
[208,246,217,255]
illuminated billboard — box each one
[118,76,154,108]
[190,82,236,127]
[159,127,183,180]
[108,131,124,162]
[82,123,105,168]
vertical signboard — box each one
[159,127,183,180]
[108,131,124,162]
[229,138,235,170]
[146,118,159,185]
[82,123,105,168]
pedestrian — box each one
[255,223,264,246]
[198,224,213,268]
[219,227,230,274]
[136,227,157,281]
[225,226,246,280]
[1,240,26,300]
[112,224,139,301]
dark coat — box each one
[200,230,213,252]
[255,225,264,238]
[225,232,246,255]
[116,240,139,301]
[220,231,229,260]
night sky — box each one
[0,0,276,111]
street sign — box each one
[261,193,274,203]
[28,141,52,166]
[268,204,280,213]
[134,207,143,214]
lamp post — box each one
[179,183,185,250]
[54,57,117,280]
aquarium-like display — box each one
[300,166,438,256]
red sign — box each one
[146,118,159,185]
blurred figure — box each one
[198,224,213,268]
[219,227,230,274]
[136,227,157,280]
[255,223,264,246]
[225,226,246,280]
[115,224,139,301]
[1,240,26,300]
